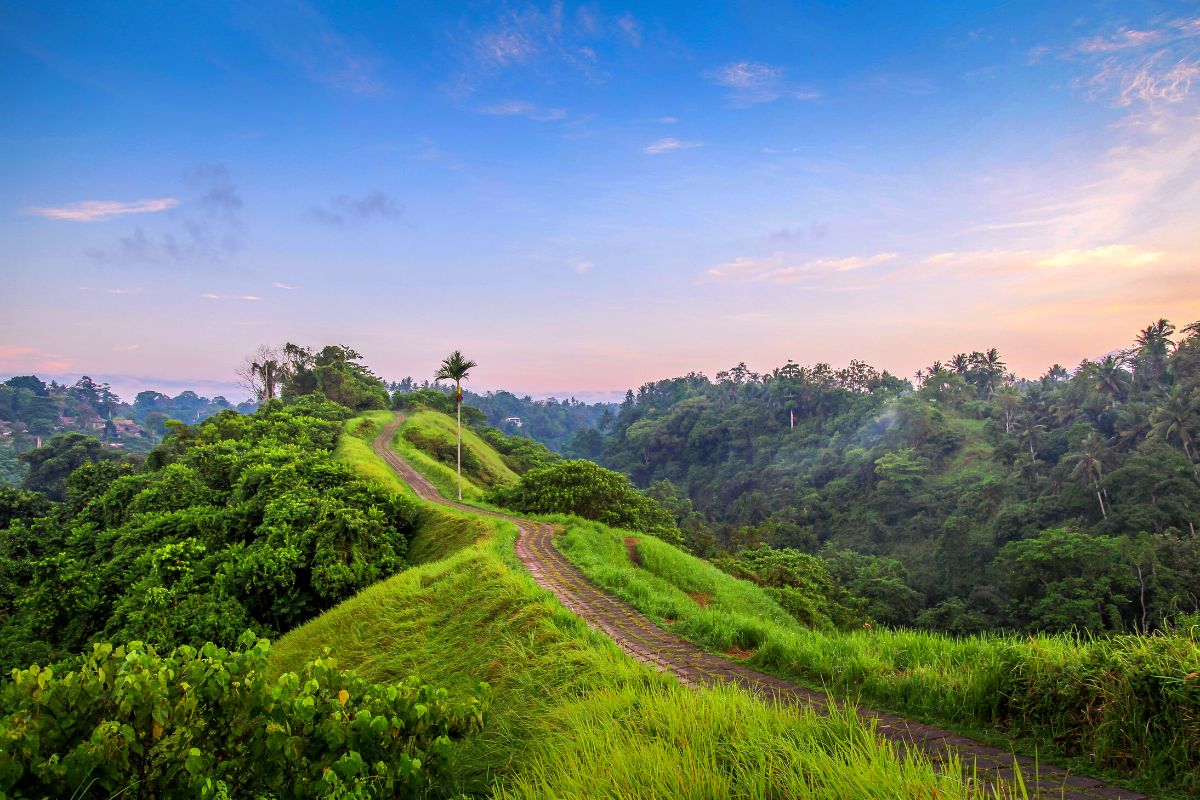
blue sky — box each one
[2,1,1198,401]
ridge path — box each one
[372,415,1144,800]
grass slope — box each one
[389,410,518,501]
[272,413,1018,799]
[556,518,1199,798]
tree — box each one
[1135,318,1175,381]
[1150,385,1199,468]
[435,350,478,501]
[1067,432,1111,519]
[19,433,119,501]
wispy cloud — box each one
[273,281,295,290]
[616,13,642,47]
[572,259,593,275]
[105,287,142,295]
[1058,17,1200,107]
[87,164,246,267]
[706,61,820,106]
[309,190,402,227]
[27,197,177,222]
[0,346,73,373]
[199,293,261,302]
[704,252,897,284]
[478,100,567,121]
[112,344,141,352]
[644,137,702,155]
[233,2,384,95]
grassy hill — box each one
[272,412,1019,799]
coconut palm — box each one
[1135,318,1175,380]
[1150,385,1199,467]
[435,350,478,500]
[1092,355,1131,405]
[1068,432,1111,519]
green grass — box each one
[388,410,513,500]
[334,410,419,499]
[554,517,1200,798]
[270,413,1029,799]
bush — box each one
[487,460,684,546]
[0,633,485,799]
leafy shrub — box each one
[0,402,420,670]
[0,633,485,799]
[487,459,684,546]
[713,544,858,630]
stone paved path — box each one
[373,416,1145,800]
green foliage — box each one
[473,426,561,474]
[0,633,483,799]
[281,345,390,411]
[19,433,123,501]
[488,459,684,546]
[820,548,924,627]
[713,544,858,629]
[996,528,1133,633]
[0,445,26,488]
[555,511,1200,794]
[0,402,419,670]
[585,318,1200,637]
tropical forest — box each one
[3,2,1199,799]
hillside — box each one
[272,414,1030,799]
[332,411,1188,797]
[581,320,1200,637]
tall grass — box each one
[557,518,1200,796]
[273,504,1023,799]
[274,413,1030,799]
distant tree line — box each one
[581,319,1200,635]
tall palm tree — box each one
[1093,355,1131,405]
[435,350,478,500]
[1135,318,1175,381]
[1150,385,1199,467]
[1068,432,1111,519]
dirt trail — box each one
[372,416,1143,800]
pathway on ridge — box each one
[372,415,1143,800]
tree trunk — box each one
[456,383,463,501]
[1095,487,1107,520]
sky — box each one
[1,1,1198,402]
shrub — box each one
[488,460,684,546]
[0,633,485,799]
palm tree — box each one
[1135,318,1175,381]
[1092,355,1131,405]
[435,350,478,500]
[1150,385,1199,467]
[1068,432,1111,519]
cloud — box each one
[763,223,829,244]
[616,13,642,47]
[273,281,294,290]
[26,197,177,222]
[0,346,73,373]
[644,137,702,155]
[112,344,141,352]
[309,190,402,227]
[105,287,141,295]
[86,164,246,267]
[199,293,261,301]
[1035,245,1164,268]
[478,100,567,121]
[704,252,897,284]
[233,2,384,95]
[1063,17,1200,107]
[572,259,592,275]
[707,61,821,105]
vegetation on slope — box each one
[583,319,1200,636]
[0,398,420,671]
[555,516,1200,795]
[0,634,482,799]
[270,424,1019,800]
